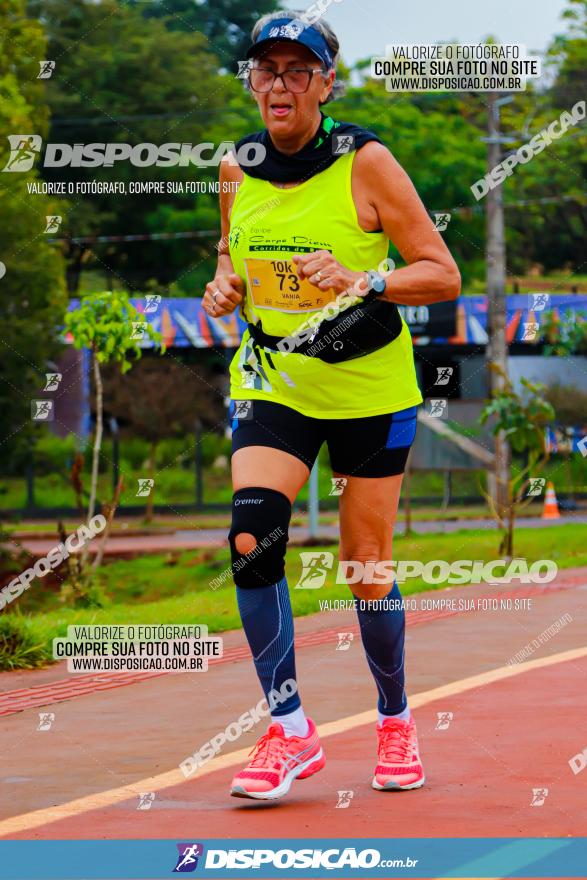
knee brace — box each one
[228,487,291,588]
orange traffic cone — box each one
[542,481,560,519]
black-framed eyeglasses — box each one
[249,66,326,94]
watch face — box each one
[368,271,387,294]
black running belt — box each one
[247,298,403,364]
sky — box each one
[283,0,570,65]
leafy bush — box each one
[0,522,26,578]
[155,433,232,469]
[0,616,51,670]
[59,578,110,609]
[154,469,195,498]
[544,384,587,428]
[34,433,79,475]
[117,458,135,480]
[119,436,151,470]
[540,312,587,356]
[199,433,231,467]
[156,437,193,468]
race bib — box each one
[244,257,337,312]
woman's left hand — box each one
[292,251,366,295]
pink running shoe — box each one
[230,718,325,800]
[372,716,425,791]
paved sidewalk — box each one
[0,570,585,841]
[15,514,587,558]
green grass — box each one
[3,524,586,670]
[0,616,52,669]
[3,458,585,513]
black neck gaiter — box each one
[235,114,383,183]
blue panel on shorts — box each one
[386,406,417,449]
[228,400,239,433]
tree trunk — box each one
[70,452,85,518]
[505,504,515,561]
[498,487,515,560]
[145,441,156,523]
[93,476,124,569]
[82,351,103,566]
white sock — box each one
[378,705,411,726]
[273,705,309,738]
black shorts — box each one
[230,400,418,477]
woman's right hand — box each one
[203,274,245,317]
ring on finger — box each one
[212,290,221,303]
[314,271,323,282]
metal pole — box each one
[195,420,203,509]
[26,436,35,513]
[485,92,512,517]
[308,460,319,539]
[442,469,452,510]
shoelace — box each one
[248,730,287,767]
[379,724,413,763]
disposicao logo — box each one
[173,843,205,873]
[2,135,264,170]
[3,135,42,172]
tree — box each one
[501,0,587,274]
[26,0,248,293]
[348,31,587,283]
[337,79,487,285]
[102,356,222,520]
[539,311,587,356]
[548,0,587,107]
[130,0,280,70]
[480,371,555,558]
[64,291,165,547]
[0,0,67,466]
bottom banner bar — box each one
[0,837,585,879]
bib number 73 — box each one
[271,260,300,292]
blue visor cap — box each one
[246,17,334,70]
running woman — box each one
[203,12,460,800]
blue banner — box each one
[0,838,586,879]
[546,424,587,454]
[65,294,587,349]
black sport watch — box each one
[361,270,387,303]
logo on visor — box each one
[269,23,304,39]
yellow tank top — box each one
[228,150,422,418]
